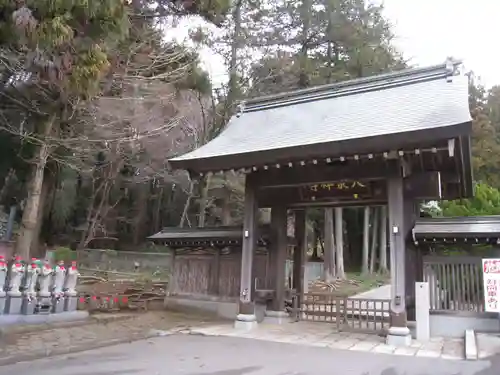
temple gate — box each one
[167,59,473,346]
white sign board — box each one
[482,258,500,313]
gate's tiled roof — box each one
[169,59,472,173]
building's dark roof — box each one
[148,227,243,242]
[169,59,472,173]
[413,216,500,242]
[148,225,294,247]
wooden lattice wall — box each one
[170,245,269,300]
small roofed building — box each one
[149,226,295,320]
[412,216,500,334]
[165,58,473,346]
[413,216,500,246]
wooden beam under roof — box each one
[248,159,401,188]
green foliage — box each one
[176,0,230,26]
[2,1,129,96]
[53,246,76,262]
[246,0,406,97]
[440,183,500,216]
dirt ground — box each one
[0,311,223,365]
[308,272,389,296]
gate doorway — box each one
[290,292,390,334]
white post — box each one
[415,282,430,342]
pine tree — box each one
[1,1,129,259]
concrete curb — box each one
[0,327,186,367]
[0,314,136,336]
[465,329,478,361]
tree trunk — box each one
[298,0,311,88]
[79,180,111,249]
[15,118,53,259]
[198,173,212,227]
[335,207,345,279]
[362,206,370,274]
[323,208,335,282]
[379,205,388,273]
[311,224,319,260]
[179,180,194,228]
[133,184,148,244]
[0,168,15,202]
[369,207,379,273]
[326,0,338,84]
[30,168,55,258]
[221,191,232,226]
[224,0,243,117]
[153,187,164,232]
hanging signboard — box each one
[482,258,500,313]
[300,180,385,202]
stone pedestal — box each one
[386,325,412,347]
[234,313,258,331]
[51,297,65,314]
[0,294,7,315]
[263,310,289,324]
[386,310,412,346]
[37,297,52,315]
[21,297,36,315]
[5,296,22,315]
[64,296,78,312]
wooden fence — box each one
[170,247,269,300]
[291,292,390,334]
[423,256,484,313]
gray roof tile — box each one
[170,60,472,172]
[413,216,500,238]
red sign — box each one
[483,259,500,274]
[483,259,500,312]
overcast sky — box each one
[382,0,498,87]
[172,1,499,88]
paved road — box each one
[0,334,498,375]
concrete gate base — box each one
[386,326,412,347]
[234,313,258,331]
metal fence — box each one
[423,255,484,313]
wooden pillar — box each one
[270,205,287,312]
[404,200,418,320]
[379,206,388,272]
[323,208,335,281]
[236,177,258,325]
[293,210,306,298]
[386,177,411,346]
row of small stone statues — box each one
[0,255,79,315]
